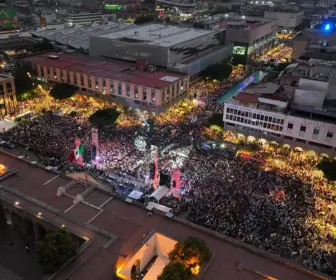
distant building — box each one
[196,14,278,63]
[21,52,190,113]
[0,74,17,119]
[89,23,233,77]
[264,10,303,29]
[66,12,105,25]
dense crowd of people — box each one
[2,64,336,277]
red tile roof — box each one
[235,92,260,104]
[22,52,186,89]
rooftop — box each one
[22,52,186,89]
[98,24,218,47]
[0,152,323,280]
[196,14,275,30]
[30,22,135,50]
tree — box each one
[13,66,34,96]
[28,39,54,53]
[50,84,76,100]
[317,159,336,181]
[165,16,171,23]
[88,108,120,126]
[169,236,211,269]
[158,262,194,280]
[202,63,232,81]
[208,113,224,127]
[36,228,78,274]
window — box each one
[126,84,130,97]
[118,82,122,95]
[67,72,71,83]
[80,75,84,86]
[143,87,147,100]
[102,79,106,89]
[95,78,99,89]
[110,80,114,93]
[313,128,319,135]
[134,86,138,99]
[287,123,293,129]
[300,126,306,132]
[88,78,92,89]
[151,89,156,102]
[61,71,64,82]
[327,131,333,138]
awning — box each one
[149,186,169,202]
[128,190,143,200]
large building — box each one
[89,24,233,77]
[21,52,189,112]
[222,60,336,156]
[264,10,304,29]
[30,22,134,52]
[0,74,17,119]
[195,14,278,63]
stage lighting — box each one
[325,24,330,31]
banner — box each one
[152,146,159,189]
[91,128,99,164]
[171,168,181,198]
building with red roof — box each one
[21,52,189,112]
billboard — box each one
[0,8,19,33]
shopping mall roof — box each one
[30,22,135,50]
[22,52,186,88]
[98,24,217,47]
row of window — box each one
[226,108,285,125]
[226,114,283,131]
[287,122,334,139]
[48,68,159,102]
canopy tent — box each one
[146,202,172,214]
[128,190,143,200]
[149,186,169,202]
[143,256,170,280]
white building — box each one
[264,10,303,29]
[222,66,336,156]
[67,12,104,26]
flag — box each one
[68,139,85,166]
[75,144,84,159]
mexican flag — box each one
[68,140,84,166]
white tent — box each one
[146,202,172,214]
[128,190,143,200]
[149,186,169,202]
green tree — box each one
[169,237,211,269]
[317,159,336,181]
[36,228,78,274]
[202,63,232,81]
[158,262,194,280]
[13,66,34,95]
[88,108,120,126]
[50,84,76,99]
[28,39,54,53]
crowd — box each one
[2,64,336,276]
